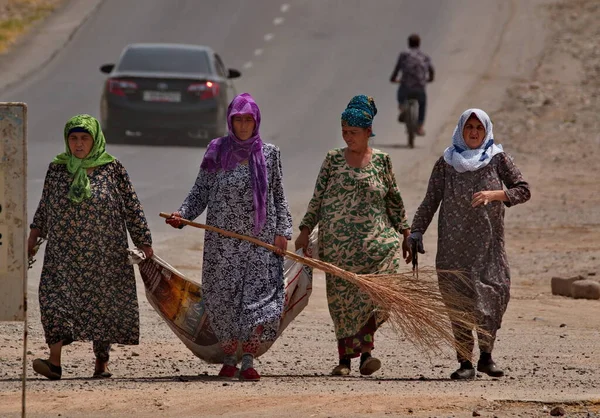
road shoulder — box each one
[0,0,103,94]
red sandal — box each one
[239,367,260,381]
[218,364,239,378]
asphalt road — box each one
[3,0,512,242]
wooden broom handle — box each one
[159,212,302,260]
[159,213,354,280]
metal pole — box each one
[21,302,27,418]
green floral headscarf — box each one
[53,114,115,203]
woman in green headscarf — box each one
[295,95,412,376]
[27,114,153,380]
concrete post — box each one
[0,102,27,321]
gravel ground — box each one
[1,0,599,417]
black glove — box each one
[407,232,425,254]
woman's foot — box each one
[239,367,260,381]
[218,364,239,378]
[32,358,62,380]
[93,359,112,379]
[359,352,381,376]
[331,358,351,376]
[450,360,476,380]
[477,352,504,377]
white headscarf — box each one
[443,108,504,173]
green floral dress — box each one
[300,148,409,356]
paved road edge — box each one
[0,0,104,94]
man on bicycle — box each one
[390,33,434,136]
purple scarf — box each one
[201,93,268,235]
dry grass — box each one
[0,0,65,54]
[159,212,482,361]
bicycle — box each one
[391,81,420,148]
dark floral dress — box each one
[32,160,152,347]
[178,143,292,343]
[411,153,530,355]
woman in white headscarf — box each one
[409,109,530,380]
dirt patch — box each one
[495,0,600,286]
[1,0,600,417]
[0,0,65,53]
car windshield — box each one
[117,47,212,74]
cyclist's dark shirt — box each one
[390,48,433,89]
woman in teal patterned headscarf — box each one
[28,114,153,381]
[296,95,412,377]
[340,94,377,137]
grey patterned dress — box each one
[411,153,530,356]
[32,161,152,348]
[178,143,292,343]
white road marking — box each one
[242,5,289,72]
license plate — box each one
[143,91,181,103]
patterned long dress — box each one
[178,143,292,343]
[32,160,152,347]
[411,153,530,358]
[300,148,410,358]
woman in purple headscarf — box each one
[166,93,292,381]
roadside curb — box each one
[0,0,104,95]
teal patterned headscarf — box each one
[53,114,115,203]
[341,95,378,137]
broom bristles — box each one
[159,212,484,361]
[281,252,481,361]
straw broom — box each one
[159,212,482,361]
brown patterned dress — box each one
[32,160,152,358]
[411,153,530,359]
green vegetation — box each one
[0,0,63,53]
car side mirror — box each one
[100,64,115,74]
[227,68,241,79]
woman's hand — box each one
[407,231,425,254]
[472,190,507,207]
[140,245,154,259]
[401,236,412,264]
[274,235,288,256]
[27,229,41,257]
[294,228,311,256]
[165,212,183,228]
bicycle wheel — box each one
[406,100,417,148]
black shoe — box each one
[477,360,504,377]
[359,353,381,376]
[32,358,62,380]
[450,361,475,380]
